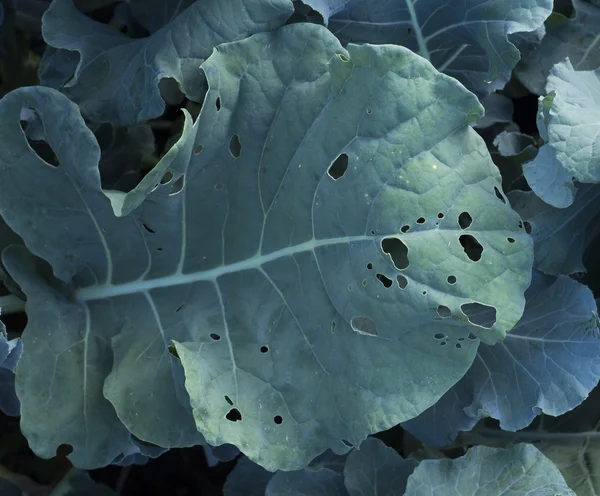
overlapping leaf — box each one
[300,0,553,95]
[40,0,294,125]
[523,59,600,207]
[404,444,575,495]
[403,271,600,446]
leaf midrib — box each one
[74,234,372,302]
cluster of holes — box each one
[433,332,476,348]
[328,153,349,180]
[224,405,283,425]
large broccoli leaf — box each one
[0,23,532,470]
[40,0,293,125]
[300,0,552,96]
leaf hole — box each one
[381,237,409,270]
[167,344,179,358]
[396,274,408,289]
[160,171,174,184]
[169,176,185,195]
[350,316,378,336]
[455,343,462,349]
[362,279,367,287]
[376,273,393,288]
[494,186,506,204]
[459,235,483,262]
[156,247,163,252]
[440,341,447,346]
[193,145,203,155]
[142,223,155,234]
[468,332,477,340]
[437,213,444,219]
[524,221,532,234]
[210,333,221,341]
[436,305,451,318]
[366,262,373,270]
[175,303,185,312]
[215,183,224,190]
[226,408,242,422]
[224,395,233,406]
[422,290,427,295]
[331,321,336,333]
[400,225,410,233]
[461,302,497,328]
[337,53,349,62]
[416,217,426,224]
[273,415,283,425]
[447,275,457,284]
[434,333,446,340]
[458,212,472,229]
[20,107,60,168]
[327,153,349,180]
[215,97,222,111]
[366,108,372,114]
[260,345,269,353]
[341,439,353,448]
[228,134,242,158]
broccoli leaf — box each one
[0,23,532,470]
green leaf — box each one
[404,272,600,446]
[0,23,532,470]
[40,0,294,125]
[509,184,600,275]
[300,0,553,96]
[523,59,600,207]
[405,444,575,495]
[515,0,600,94]
[344,438,417,495]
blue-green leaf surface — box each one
[510,185,600,275]
[300,0,553,96]
[523,58,600,207]
[344,438,417,495]
[0,23,532,470]
[403,271,600,446]
[224,456,273,496]
[266,468,346,496]
[40,0,294,125]
[515,0,600,94]
[404,444,575,495]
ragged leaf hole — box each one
[160,171,174,184]
[461,302,497,328]
[459,235,483,262]
[226,408,242,422]
[229,134,241,158]
[437,305,451,318]
[20,107,60,168]
[351,316,378,336]
[381,237,409,270]
[376,273,393,288]
[328,153,349,180]
[494,186,506,204]
[169,175,185,195]
[458,212,472,229]
[396,274,408,289]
